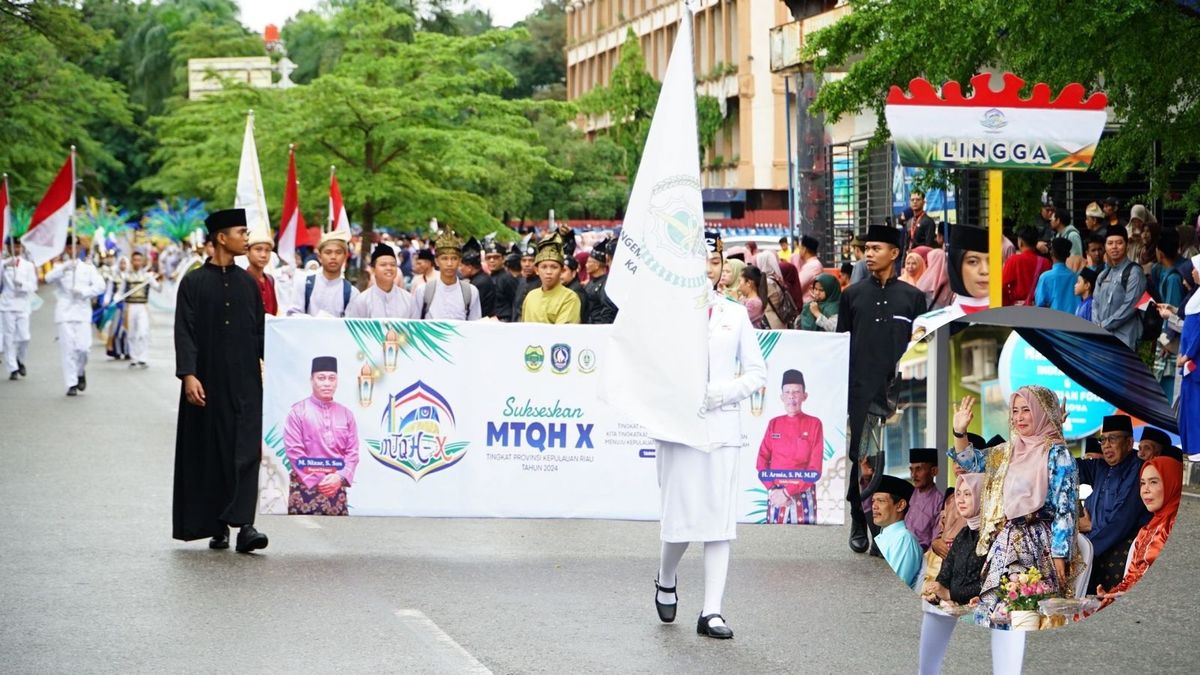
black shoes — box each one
[654,577,677,623]
[17,361,25,377]
[235,525,269,553]
[76,373,87,392]
[66,386,79,396]
[697,613,733,639]
[8,371,17,380]
[209,527,230,550]
[849,510,869,554]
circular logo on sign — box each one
[578,348,596,374]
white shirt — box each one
[412,278,481,321]
[45,260,106,323]
[0,257,38,312]
[287,271,360,317]
[345,284,419,319]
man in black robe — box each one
[487,242,519,322]
[837,224,927,554]
[173,208,269,553]
[459,237,496,318]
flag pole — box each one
[69,145,77,261]
[328,165,335,234]
[3,173,11,259]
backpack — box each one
[421,280,472,319]
[304,275,352,316]
[765,277,800,328]
[1099,262,1158,342]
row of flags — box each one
[5,110,352,268]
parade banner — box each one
[259,318,850,526]
[885,73,1107,171]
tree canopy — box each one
[804,0,1200,216]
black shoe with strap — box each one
[8,371,17,381]
[696,613,733,639]
[66,386,78,396]
[17,361,25,377]
[76,373,86,392]
[654,577,677,623]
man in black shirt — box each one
[837,224,928,554]
[459,237,496,318]
[583,243,617,324]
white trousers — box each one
[1,310,30,373]
[127,303,150,363]
[57,321,91,389]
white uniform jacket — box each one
[699,293,768,450]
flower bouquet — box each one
[1002,567,1052,630]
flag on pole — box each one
[1,173,11,247]
[22,149,75,265]
[599,5,710,448]
[235,110,270,234]
[276,144,310,262]
[329,167,350,233]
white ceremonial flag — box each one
[235,110,270,233]
[600,3,710,448]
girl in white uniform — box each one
[654,230,766,639]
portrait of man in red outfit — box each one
[756,369,825,524]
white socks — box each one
[915,610,1026,675]
[657,541,687,605]
[990,629,1026,675]
[657,539,732,624]
[917,611,956,675]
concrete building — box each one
[565,0,796,222]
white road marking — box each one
[293,516,323,529]
[394,609,492,674]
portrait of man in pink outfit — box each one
[283,356,361,516]
[756,369,824,524]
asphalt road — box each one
[0,293,1194,674]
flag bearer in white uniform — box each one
[124,250,161,368]
[653,230,766,640]
[1,241,38,380]
[44,237,106,395]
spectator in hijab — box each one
[755,251,794,329]
[1097,456,1181,606]
[899,251,927,287]
[799,274,840,332]
[916,248,953,310]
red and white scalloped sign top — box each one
[886,73,1107,110]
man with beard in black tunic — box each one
[173,208,269,553]
[836,224,926,554]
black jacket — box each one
[934,527,985,604]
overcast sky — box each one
[235,1,544,34]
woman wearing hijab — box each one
[914,248,952,310]
[899,251,927,287]
[653,230,767,640]
[1097,456,1182,606]
[947,388,1078,669]
[754,251,792,329]
[778,259,805,310]
[799,273,840,332]
[721,258,746,301]
[917,473,987,675]
[945,225,990,314]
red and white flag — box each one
[329,167,350,233]
[1136,292,1154,312]
[276,145,310,263]
[22,149,75,265]
[1,173,11,247]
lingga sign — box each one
[884,73,1107,171]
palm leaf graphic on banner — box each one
[344,319,461,370]
[263,423,292,473]
[756,331,780,360]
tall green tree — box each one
[0,1,132,204]
[580,28,723,180]
[491,0,566,100]
[525,111,628,221]
[143,1,561,258]
[804,0,1200,214]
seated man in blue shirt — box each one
[872,474,922,589]
[1077,414,1150,593]
[1035,238,1080,314]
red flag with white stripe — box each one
[22,149,75,265]
[276,145,310,262]
[329,167,350,233]
[1,173,11,247]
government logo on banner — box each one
[366,380,469,481]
